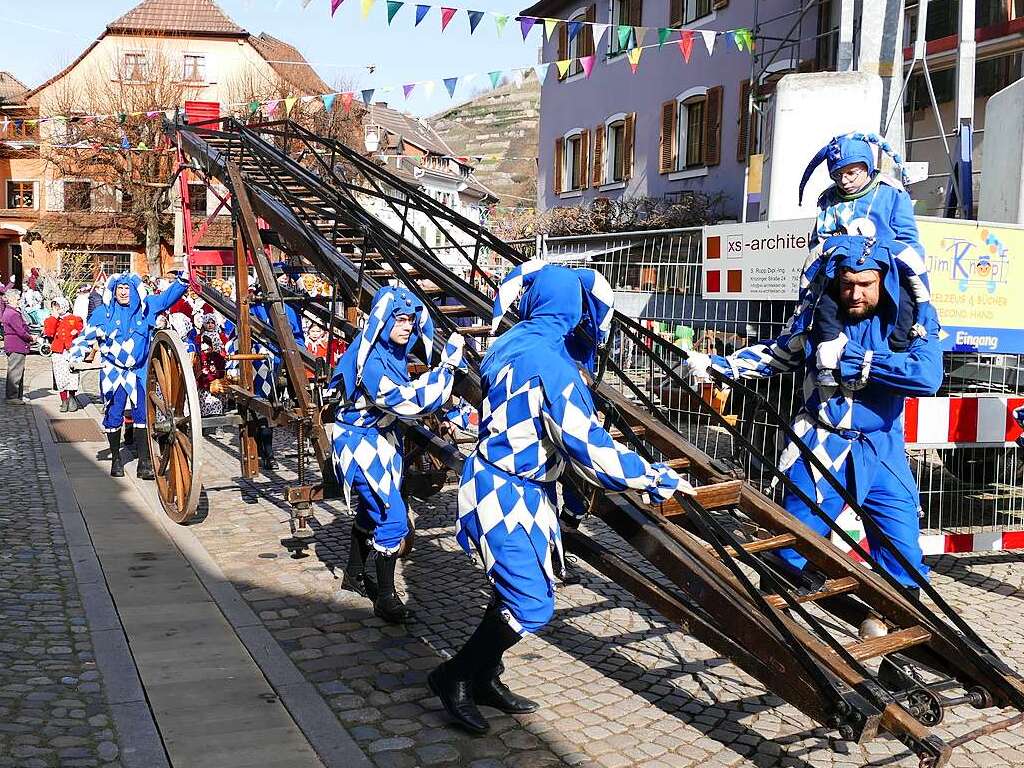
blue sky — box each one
[1,0,541,116]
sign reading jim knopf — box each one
[702,219,813,301]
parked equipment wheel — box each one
[146,330,203,523]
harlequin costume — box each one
[69,273,188,478]
[430,261,685,734]
[329,285,466,623]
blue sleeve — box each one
[838,306,943,395]
[888,187,923,254]
[287,306,304,345]
[710,309,810,380]
[145,278,188,317]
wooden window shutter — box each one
[579,129,591,189]
[669,0,684,27]
[713,0,728,9]
[628,0,642,26]
[592,123,605,186]
[703,85,723,167]
[659,100,677,174]
[623,112,636,180]
[583,4,596,58]
[558,23,568,75]
[554,137,564,194]
[736,79,752,163]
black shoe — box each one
[373,552,413,624]
[108,431,124,477]
[553,552,582,586]
[66,395,80,412]
[342,527,378,601]
[135,428,155,481]
[59,398,69,413]
[473,667,539,714]
[123,425,135,447]
[428,666,489,735]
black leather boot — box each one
[474,660,538,714]
[108,430,124,477]
[373,552,412,624]
[123,424,135,447]
[342,526,378,601]
[135,428,155,481]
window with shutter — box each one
[566,8,589,77]
[712,0,728,9]
[703,85,723,166]
[659,101,676,174]
[623,113,635,180]
[737,79,752,163]
[558,23,569,78]
[580,129,590,189]
[582,5,596,58]
[669,0,684,27]
[592,123,604,186]
[554,137,564,194]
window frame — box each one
[6,180,37,210]
[604,113,628,185]
[566,8,588,78]
[181,53,207,83]
[684,0,713,24]
[608,0,639,57]
[675,87,708,172]
[121,51,150,82]
[563,129,584,193]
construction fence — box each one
[501,228,1024,535]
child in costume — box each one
[798,132,931,387]
[430,261,689,734]
[43,297,84,412]
[329,285,466,624]
[69,273,188,477]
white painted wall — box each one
[979,77,1024,224]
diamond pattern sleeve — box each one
[372,366,458,418]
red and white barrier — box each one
[904,395,1024,449]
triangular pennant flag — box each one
[511,69,525,88]
[440,7,457,31]
[617,25,632,50]
[463,73,477,85]
[266,99,280,114]
[360,0,374,20]
[340,92,354,112]
[580,54,596,78]
[300,95,317,103]
[443,77,459,98]
[533,63,550,83]
[322,93,337,112]
[386,0,402,24]
[555,59,571,79]
[567,20,583,42]
[635,27,647,46]
[331,0,344,15]
[488,71,502,89]
[164,109,176,122]
[737,28,754,51]
[248,100,260,114]
[591,22,608,46]
[678,29,694,62]
[701,29,716,55]
[302,0,314,7]
[423,80,435,98]
[494,14,509,35]
[403,82,416,99]
[519,16,536,40]
[543,18,558,41]
[627,46,643,74]
[730,30,742,50]
[414,3,429,24]
[658,27,672,47]
[146,110,160,119]
[361,88,375,104]
[467,10,484,33]
[284,96,298,115]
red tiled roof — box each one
[108,0,247,37]
[0,72,28,102]
[248,33,330,95]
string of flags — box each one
[1,25,751,130]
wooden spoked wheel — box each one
[145,330,203,523]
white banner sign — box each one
[702,218,814,300]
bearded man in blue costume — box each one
[330,285,466,624]
[429,261,688,734]
[684,235,943,636]
[70,273,188,478]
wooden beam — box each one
[845,626,932,662]
[661,480,744,516]
[764,577,860,609]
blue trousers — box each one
[102,380,146,432]
[778,448,929,587]
[349,470,409,554]
[485,524,555,636]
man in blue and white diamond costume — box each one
[684,236,942,626]
[329,284,466,624]
[429,261,687,735]
[69,272,188,478]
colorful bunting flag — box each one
[635,27,647,46]
[423,80,436,98]
[467,9,484,33]
[657,27,672,47]
[701,29,716,56]
[617,25,633,51]
[555,59,571,79]
[443,77,459,97]
[284,96,298,115]
[519,16,536,40]
[248,100,261,114]
[403,83,416,99]
[580,54,596,78]
[494,14,509,35]
[331,0,344,15]
[591,23,608,46]
[533,63,549,83]
[386,0,403,24]
[736,28,754,51]
[360,0,374,20]
[361,88,375,104]
[543,18,558,41]
[322,93,336,112]
[567,20,582,42]
[511,69,525,88]
[415,3,429,24]
[488,70,502,89]
[266,99,281,114]
[440,7,457,31]
[340,92,355,112]
[627,46,643,74]
[678,29,694,62]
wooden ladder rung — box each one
[609,425,647,440]
[662,456,691,470]
[764,576,859,608]
[719,532,797,558]
[437,304,472,316]
[662,479,745,517]
[458,325,492,337]
[844,626,932,662]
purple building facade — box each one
[524,0,825,217]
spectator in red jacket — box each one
[43,297,85,412]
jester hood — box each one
[799,132,911,204]
[330,285,435,401]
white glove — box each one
[642,463,696,504]
[681,352,712,381]
[815,333,848,371]
[440,331,466,371]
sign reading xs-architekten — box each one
[702,219,813,301]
